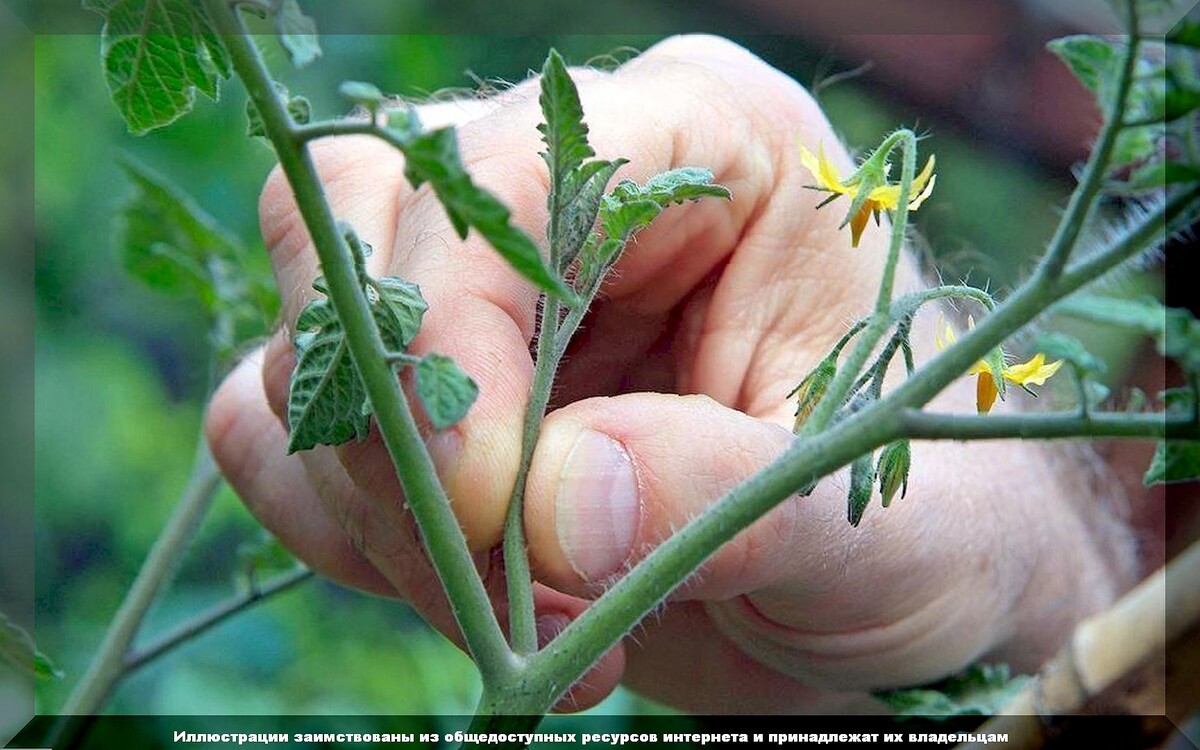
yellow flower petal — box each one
[1003,354,1063,386]
[976,373,999,413]
[849,203,873,247]
[908,173,937,211]
[800,143,848,194]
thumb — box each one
[524,393,802,600]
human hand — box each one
[205,34,1136,713]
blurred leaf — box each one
[1144,440,1200,484]
[401,127,576,302]
[877,664,1030,719]
[237,531,298,589]
[414,354,478,430]
[1165,86,1200,121]
[115,156,277,352]
[1169,20,1200,49]
[84,0,230,135]
[1,612,61,681]
[246,81,311,138]
[272,0,320,68]
[339,80,385,111]
[846,452,873,526]
[1035,332,1106,375]
[1048,36,1121,107]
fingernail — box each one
[426,429,462,484]
[555,430,639,582]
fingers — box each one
[523,392,805,600]
[205,352,396,597]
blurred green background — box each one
[27,19,1157,728]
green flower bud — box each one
[789,356,837,433]
[876,440,911,508]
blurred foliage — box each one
[32,21,1164,721]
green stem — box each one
[1037,0,1140,279]
[206,0,515,684]
[802,130,919,435]
[891,284,995,320]
[123,568,313,675]
[901,410,1198,441]
[59,442,221,718]
[504,296,561,654]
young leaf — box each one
[415,354,479,430]
[876,663,1030,719]
[273,0,321,68]
[556,158,627,269]
[847,452,874,526]
[1,612,61,681]
[401,127,576,302]
[374,277,428,349]
[538,49,594,189]
[600,168,732,239]
[287,302,371,453]
[287,288,421,453]
[246,81,311,138]
[84,0,231,135]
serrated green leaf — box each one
[1,612,61,681]
[415,354,478,430]
[374,277,427,349]
[1035,332,1106,374]
[339,80,385,111]
[600,197,662,240]
[401,127,576,302]
[273,0,320,68]
[847,452,874,526]
[246,81,311,138]
[538,49,594,189]
[1144,440,1200,484]
[84,0,230,135]
[876,663,1030,719]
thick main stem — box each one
[205,0,514,683]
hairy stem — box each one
[205,0,515,683]
[123,568,313,675]
[901,410,1198,441]
[1037,0,1140,279]
[59,442,221,719]
[504,295,561,654]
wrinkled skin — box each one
[206,35,1138,713]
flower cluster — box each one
[935,317,1063,413]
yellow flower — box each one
[936,317,1064,414]
[799,143,937,247]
